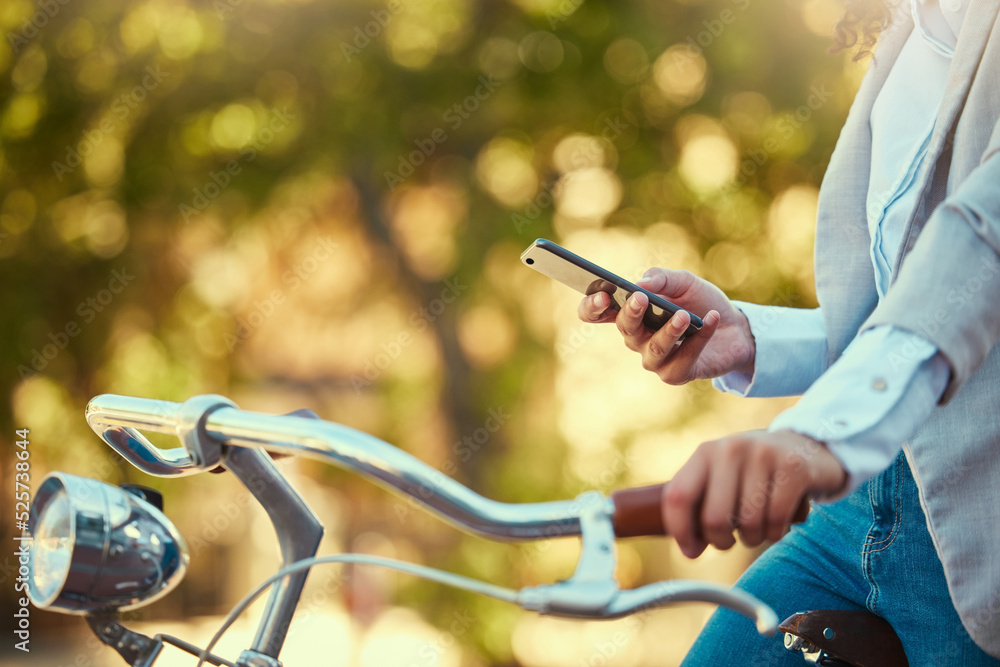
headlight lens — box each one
[29,488,74,605]
[28,473,188,614]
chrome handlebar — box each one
[86,393,587,541]
[84,393,779,646]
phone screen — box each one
[520,238,703,335]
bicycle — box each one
[23,393,906,666]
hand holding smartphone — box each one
[519,238,704,338]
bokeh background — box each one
[0,0,867,664]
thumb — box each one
[638,268,692,299]
[636,269,666,292]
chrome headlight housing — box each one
[28,473,188,614]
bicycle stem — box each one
[223,447,323,659]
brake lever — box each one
[517,491,618,615]
[604,581,779,634]
[516,491,778,635]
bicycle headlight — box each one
[27,473,189,614]
[30,487,74,604]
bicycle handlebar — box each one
[87,393,677,541]
[87,394,596,541]
[84,393,779,642]
[86,394,680,540]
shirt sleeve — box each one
[713,303,829,398]
[768,325,950,496]
[860,116,1000,403]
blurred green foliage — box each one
[0,0,864,663]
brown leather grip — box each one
[610,483,668,537]
[610,482,812,539]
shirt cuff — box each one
[769,326,950,498]
[713,303,828,398]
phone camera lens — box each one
[525,258,534,265]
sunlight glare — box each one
[476,137,538,208]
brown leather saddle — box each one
[780,610,909,666]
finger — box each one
[616,291,651,349]
[641,310,689,372]
[765,466,808,543]
[736,451,773,548]
[640,268,695,299]
[655,310,721,383]
[578,291,617,324]
[636,270,665,293]
[663,450,711,558]
[699,442,743,550]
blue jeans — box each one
[682,451,1000,666]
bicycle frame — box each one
[33,393,779,667]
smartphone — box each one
[520,238,703,336]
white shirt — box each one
[715,0,967,491]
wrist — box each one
[813,440,849,499]
[732,307,756,376]
[772,428,848,498]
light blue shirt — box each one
[714,0,966,491]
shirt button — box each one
[867,202,881,218]
[943,0,961,11]
[871,378,888,392]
